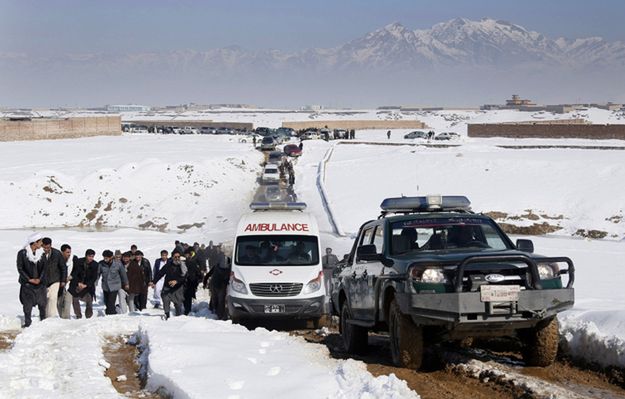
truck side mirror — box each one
[516,239,534,253]
[356,244,380,262]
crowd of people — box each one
[16,233,231,327]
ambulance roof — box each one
[236,210,319,237]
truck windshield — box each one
[235,235,319,266]
[390,217,511,255]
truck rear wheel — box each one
[389,299,423,369]
[520,317,559,367]
[340,302,368,354]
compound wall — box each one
[467,123,625,140]
[282,120,428,130]
[0,116,121,142]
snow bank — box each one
[143,317,418,399]
[0,134,261,231]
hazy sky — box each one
[2,0,625,55]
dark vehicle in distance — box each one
[404,131,428,139]
[267,151,285,165]
[255,127,273,136]
[331,195,574,370]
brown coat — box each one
[126,260,146,294]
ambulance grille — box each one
[250,283,303,297]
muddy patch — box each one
[574,229,609,239]
[0,331,19,351]
[102,335,165,399]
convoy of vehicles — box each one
[227,202,324,326]
[329,195,575,369]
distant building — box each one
[106,104,151,112]
[301,105,324,111]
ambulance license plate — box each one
[264,304,285,313]
[480,285,520,302]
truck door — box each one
[360,223,386,321]
[349,225,375,319]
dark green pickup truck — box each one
[330,195,575,369]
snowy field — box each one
[1,108,625,397]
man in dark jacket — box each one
[152,250,187,319]
[207,248,231,320]
[194,243,207,273]
[98,250,129,315]
[134,250,152,311]
[17,233,46,327]
[41,237,67,318]
[183,248,202,315]
[69,249,99,319]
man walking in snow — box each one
[152,249,187,319]
[207,247,230,320]
[183,248,202,315]
[59,244,77,319]
[117,251,132,313]
[69,249,99,319]
[152,250,169,309]
[17,233,47,327]
[387,130,391,140]
[322,248,339,298]
[40,237,67,318]
[134,250,152,310]
[99,250,129,315]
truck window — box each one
[359,227,375,247]
[373,225,384,254]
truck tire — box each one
[520,317,559,367]
[389,298,423,369]
[340,302,368,354]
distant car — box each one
[260,136,277,151]
[267,151,285,165]
[264,185,283,201]
[334,129,348,139]
[255,127,273,136]
[283,144,302,157]
[404,130,428,139]
[216,127,233,135]
[302,130,320,140]
[276,127,295,137]
[178,126,197,135]
[434,132,460,141]
[261,164,280,184]
[319,128,331,140]
[200,126,216,134]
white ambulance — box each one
[227,202,324,325]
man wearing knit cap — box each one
[16,233,47,327]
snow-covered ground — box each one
[1,108,625,397]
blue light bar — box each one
[250,202,307,211]
[380,195,471,212]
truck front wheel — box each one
[340,302,368,354]
[389,298,423,369]
[520,317,559,367]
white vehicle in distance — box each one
[435,132,460,141]
[261,164,280,184]
[301,130,320,140]
[179,126,197,135]
[227,202,324,326]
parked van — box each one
[227,202,324,326]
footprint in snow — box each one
[227,379,245,390]
[266,367,281,376]
[247,357,257,364]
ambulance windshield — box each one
[235,235,319,266]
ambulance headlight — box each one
[537,262,558,280]
[230,273,248,294]
[303,272,323,294]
